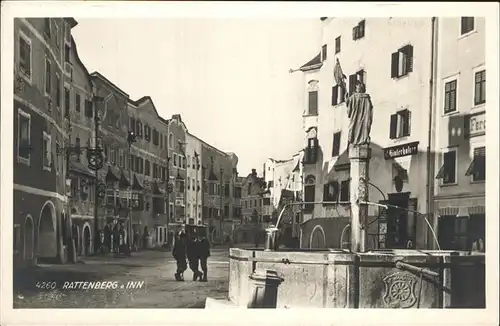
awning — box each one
[69,160,96,178]
[465,148,485,177]
[105,165,121,182]
[132,173,144,191]
[435,164,446,179]
[153,182,165,195]
[300,52,323,72]
[119,170,131,188]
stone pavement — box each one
[13,248,230,308]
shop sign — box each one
[465,111,486,138]
[384,142,419,160]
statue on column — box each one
[346,82,373,146]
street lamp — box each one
[126,131,137,251]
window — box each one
[466,147,485,182]
[304,175,316,213]
[182,156,186,169]
[55,142,60,175]
[389,109,411,139]
[129,118,136,133]
[335,36,341,54]
[173,154,177,167]
[391,45,414,79]
[64,87,70,117]
[247,182,252,195]
[42,131,52,170]
[352,20,365,40]
[340,179,350,202]
[234,186,242,198]
[305,137,318,164]
[169,133,174,149]
[144,125,151,141]
[74,93,81,112]
[461,17,474,35]
[187,155,191,168]
[55,73,61,109]
[19,33,32,81]
[332,132,341,157]
[331,85,345,106]
[187,178,191,189]
[323,181,339,203]
[474,70,486,105]
[84,99,93,118]
[224,205,229,217]
[44,57,51,96]
[152,129,159,145]
[348,70,366,95]
[75,137,81,162]
[308,91,318,115]
[119,149,124,168]
[145,160,150,176]
[321,44,327,61]
[44,18,51,38]
[17,109,31,164]
[225,183,230,197]
[64,44,70,63]
[444,80,457,114]
[436,149,457,185]
[136,120,143,137]
[110,149,116,165]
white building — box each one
[432,17,486,251]
[186,132,203,226]
[263,152,303,209]
[297,17,436,249]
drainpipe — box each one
[426,17,438,249]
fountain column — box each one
[349,144,371,253]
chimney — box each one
[251,169,257,176]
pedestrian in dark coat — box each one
[172,231,188,281]
[187,237,203,281]
[198,236,211,282]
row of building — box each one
[13,17,242,266]
[243,17,486,251]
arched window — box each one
[304,175,316,213]
[168,133,174,149]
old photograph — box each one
[2,3,498,323]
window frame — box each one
[75,92,81,113]
[440,147,458,186]
[335,36,341,54]
[473,68,486,107]
[459,17,475,37]
[44,56,52,97]
[64,85,71,117]
[308,90,318,116]
[352,20,366,41]
[332,131,341,157]
[169,133,174,149]
[389,109,412,140]
[55,72,61,110]
[391,44,414,79]
[18,31,33,84]
[17,108,31,165]
[468,145,486,183]
[42,131,52,171]
[119,149,124,168]
[443,79,458,115]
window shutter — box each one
[332,86,338,106]
[391,52,399,78]
[352,26,358,40]
[308,91,318,115]
[405,45,414,73]
[402,110,411,137]
[389,114,398,139]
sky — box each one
[71,18,321,175]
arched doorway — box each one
[38,201,57,259]
[83,225,91,256]
[310,225,326,249]
[24,215,35,263]
[73,224,81,256]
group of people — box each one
[172,230,210,282]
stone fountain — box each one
[206,83,485,309]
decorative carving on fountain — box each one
[382,272,418,308]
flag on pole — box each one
[333,58,347,96]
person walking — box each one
[172,230,188,281]
[187,236,203,281]
[198,235,211,282]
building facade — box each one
[186,133,203,226]
[298,17,436,249]
[13,18,73,266]
[432,17,486,251]
[241,169,267,225]
[128,97,170,248]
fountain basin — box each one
[227,248,485,308]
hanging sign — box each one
[87,149,104,170]
[383,142,419,160]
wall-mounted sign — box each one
[465,111,486,138]
[384,141,419,160]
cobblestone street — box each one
[13,248,231,308]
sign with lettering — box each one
[384,142,419,160]
[465,111,486,138]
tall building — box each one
[432,17,486,251]
[186,132,203,226]
[241,169,267,225]
[297,17,436,249]
[13,18,73,265]
[128,97,170,248]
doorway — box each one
[385,192,416,249]
[24,215,35,263]
[83,225,91,256]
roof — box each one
[90,71,130,99]
[300,52,323,72]
[128,96,169,125]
